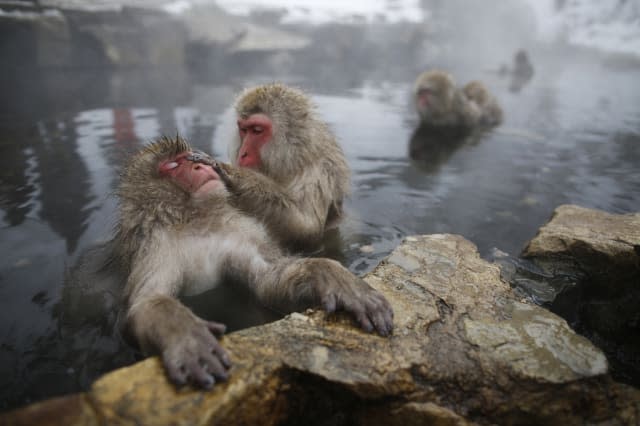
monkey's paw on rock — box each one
[3,232,639,426]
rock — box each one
[522,204,640,273]
[521,204,640,387]
[2,234,638,425]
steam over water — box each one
[1,0,639,411]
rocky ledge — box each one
[521,204,640,387]
[4,228,639,425]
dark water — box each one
[1,51,640,409]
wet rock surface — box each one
[522,204,640,387]
[3,233,638,425]
[522,204,640,272]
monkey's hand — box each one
[289,259,394,336]
[186,150,215,166]
[212,162,237,192]
[321,276,394,337]
[161,316,232,390]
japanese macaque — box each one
[116,136,393,389]
[218,83,350,251]
[498,49,534,92]
[414,70,503,129]
[462,80,503,125]
[509,49,534,92]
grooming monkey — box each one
[116,136,393,389]
[210,83,351,251]
[414,70,503,128]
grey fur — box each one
[116,136,393,389]
[225,83,351,250]
[414,70,503,128]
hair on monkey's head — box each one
[414,70,456,94]
[463,81,489,104]
[117,135,197,224]
[123,135,191,181]
[235,83,312,125]
[142,135,191,162]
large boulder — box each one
[522,204,640,274]
[3,234,638,425]
[522,204,640,386]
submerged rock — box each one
[2,234,638,425]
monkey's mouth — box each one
[192,167,221,188]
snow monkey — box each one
[116,136,393,389]
[414,70,503,129]
[218,83,351,251]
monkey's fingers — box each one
[212,162,235,189]
[354,308,375,333]
[163,359,188,387]
[321,293,337,313]
[367,305,393,337]
[185,359,215,390]
[368,294,394,336]
[211,342,232,369]
[200,351,229,382]
[186,150,215,166]
[206,320,227,337]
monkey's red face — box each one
[237,114,273,168]
[416,88,431,110]
[159,152,222,197]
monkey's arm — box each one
[248,256,394,336]
[124,246,231,389]
[215,163,328,245]
[455,90,482,127]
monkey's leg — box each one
[127,295,231,389]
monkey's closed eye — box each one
[252,126,263,134]
[159,160,180,175]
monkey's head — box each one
[231,83,318,181]
[515,49,528,65]
[414,70,457,120]
[118,136,225,228]
[463,81,489,105]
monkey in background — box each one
[116,136,393,389]
[215,83,350,252]
[509,49,534,92]
[413,70,503,129]
[462,80,504,126]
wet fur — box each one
[225,83,351,250]
[414,70,503,128]
[117,136,393,389]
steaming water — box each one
[1,51,640,409]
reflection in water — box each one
[408,124,478,173]
[1,50,640,409]
[0,88,218,408]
